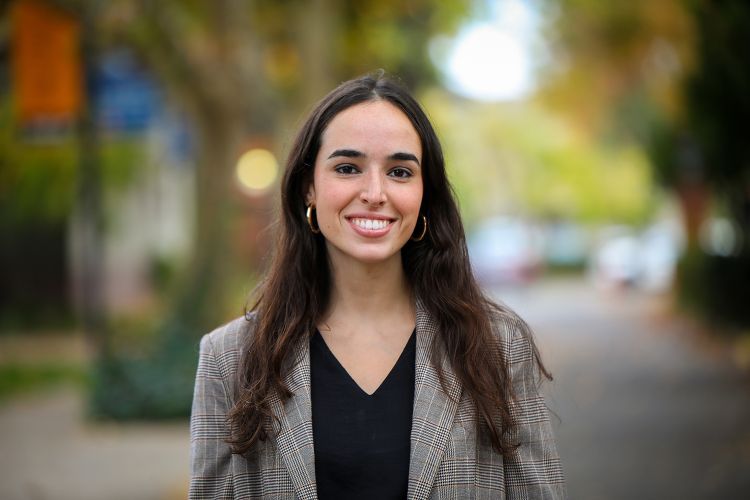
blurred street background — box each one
[1,0,749,498]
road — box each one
[1,278,749,499]
[494,278,750,499]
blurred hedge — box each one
[89,320,199,420]
[677,249,750,330]
[0,363,88,401]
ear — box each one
[305,182,316,206]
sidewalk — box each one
[0,387,189,500]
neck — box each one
[325,253,413,325]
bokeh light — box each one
[235,148,278,194]
[437,0,543,101]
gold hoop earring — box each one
[306,205,320,234]
[411,215,427,242]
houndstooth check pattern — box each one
[189,304,565,499]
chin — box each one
[329,243,405,268]
[350,250,400,266]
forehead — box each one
[319,100,422,158]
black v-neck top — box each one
[310,329,416,500]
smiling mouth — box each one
[348,217,393,230]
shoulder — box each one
[487,304,529,342]
[199,313,257,378]
[485,304,538,367]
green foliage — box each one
[0,89,150,329]
[538,0,692,135]
[677,248,750,329]
[644,117,681,188]
[541,0,750,328]
[0,97,79,225]
[89,319,199,419]
[249,0,470,91]
[422,90,655,226]
[686,0,750,190]
[149,254,180,296]
[0,93,75,327]
[0,363,88,402]
[671,0,750,325]
[88,265,256,420]
[333,0,470,86]
[682,0,750,265]
[0,92,148,228]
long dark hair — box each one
[227,71,550,455]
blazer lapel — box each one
[408,302,463,500]
[268,340,318,500]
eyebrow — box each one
[328,149,364,160]
[327,149,420,165]
[389,152,420,165]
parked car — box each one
[588,223,683,292]
[467,216,544,285]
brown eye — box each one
[335,164,359,174]
[389,167,412,178]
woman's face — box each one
[306,100,423,270]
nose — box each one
[359,170,386,206]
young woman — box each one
[190,72,565,499]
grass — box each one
[0,363,89,402]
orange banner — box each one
[11,0,83,122]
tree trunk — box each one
[169,103,245,334]
[675,180,710,250]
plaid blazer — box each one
[190,303,565,499]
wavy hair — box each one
[227,71,550,455]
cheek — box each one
[404,187,424,218]
[316,185,344,208]
[313,185,349,228]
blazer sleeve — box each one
[503,320,566,499]
[189,333,234,499]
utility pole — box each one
[71,0,107,355]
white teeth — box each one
[352,218,388,230]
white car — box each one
[468,217,544,285]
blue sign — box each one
[94,50,161,133]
